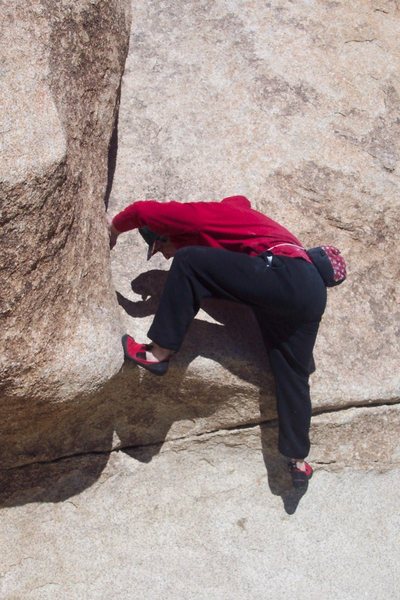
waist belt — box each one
[268,242,305,252]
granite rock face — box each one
[108,2,399,441]
[0,1,131,446]
[1,0,399,468]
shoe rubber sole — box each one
[288,462,313,488]
[122,334,169,376]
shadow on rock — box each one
[117,270,307,506]
[259,423,310,514]
[103,82,121,210]
[118,269,273,389]
[0,269,303,509]
[116,268,308,511]
[0,452,109,508]
[113,270,276,460]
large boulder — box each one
[108,2,400,450]
[0,0,131,464]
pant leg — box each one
[252,256,326,458]
[148,246,303,351]
[254,312,322,458]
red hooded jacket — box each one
[112,195,311,263]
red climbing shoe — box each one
[288,461,313,488]
[122,334,170,376]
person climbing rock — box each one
[108,195,342,487]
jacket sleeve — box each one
[111,200,201,235]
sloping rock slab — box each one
[1,426,399,599]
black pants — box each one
[148,247,327,458]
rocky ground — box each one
[1,426,399,599]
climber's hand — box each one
[106,214,120,250]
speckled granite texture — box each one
[1,0,399,469]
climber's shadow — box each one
[114,269,270,464]
[258,423,308,514]
[117,269,272,387]
[116,269,309,513]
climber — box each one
[108,195,328,488]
